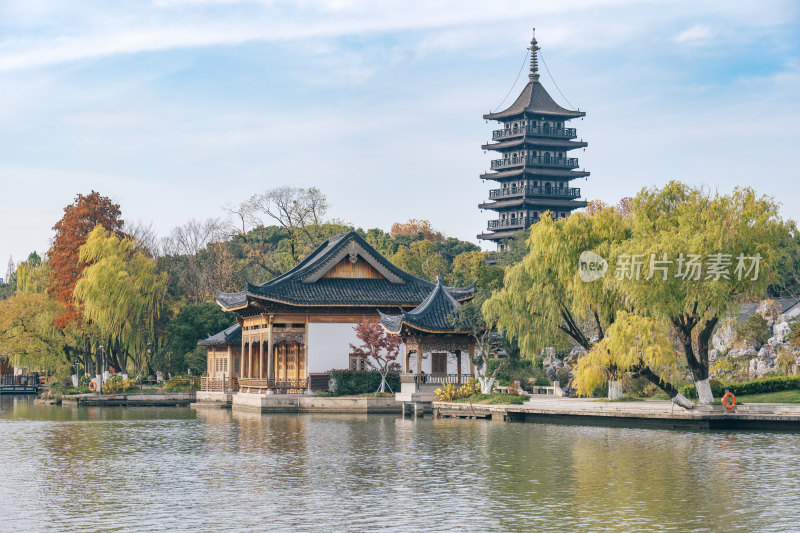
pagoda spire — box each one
[528,28,540,82]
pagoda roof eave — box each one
[483,81,585,121]
[480,168,590,180]
[480,198,588,210]
[379,277,471,335]
[477,230,519,241]
[481,138,588,151]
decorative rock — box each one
[709,348,721,364]
[772,321,791,344]
[712,320,737,353]
[728,347,758,359]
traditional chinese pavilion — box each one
[478,29,589,250]
[204,231,475,394]
[380,276,477,406]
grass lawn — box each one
[452,393,527,405]
[723,389,800,404]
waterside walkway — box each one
[434,397,800,431]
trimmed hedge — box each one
[487,358,549,388]
[327,370,400,396]
[680,375,800,399]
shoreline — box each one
[434,397,800,431]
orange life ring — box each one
[722,392,736,410]
[89,381,98,392]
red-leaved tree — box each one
[48,191,124,326]
[350,318,402,393]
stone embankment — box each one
[193,390,402,413]
[61,393,196,406]
[434,396,800,431]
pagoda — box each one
[478,29,589,250]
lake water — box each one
[1,395,799,532]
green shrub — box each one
[434,379,480,402]
[102,375,137,394]
[162,376,200,392]
[488,358,549,388]
[327,370,400,396]
[737,313,770,346]
[680,375,800,398]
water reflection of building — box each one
[199,231,475,395]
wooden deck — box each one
[434,396,800,431]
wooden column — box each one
[417,341,424,375]
[456,350,462,384]
[404,345,410,373]
[258,326,264,379]
[305,315,311,394]
[226,346,233,381]
[240,333,246,380]
[248,338,253,378]
[267,318,274,381]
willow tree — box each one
[74,226,168,374]
[573,312,694,408]
[608,182,788,404]
[0,292,74,374]
[483,206,630,354]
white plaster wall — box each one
[307,323,361,373]
[404,347,471,375]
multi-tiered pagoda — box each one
[478,30,589,250]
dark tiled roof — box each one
[480,198,588,210]
[481,138,587,151]
[484,81,585,120]
[480,168,590,180]
[197,323,241,346]
[737,298,800,322]
[216,232,475,310]
[379,277,468,334]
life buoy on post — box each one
[722,392,736,410]
[89,380,98,392]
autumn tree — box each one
[390,219,444,242]
[0,292,74,374]
[73,226,168,374]
[392,240,448,281]
[48,191,123,325]
[350,319,402,393]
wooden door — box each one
[432,353,447,375]
[274,341,305,382]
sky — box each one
[1,0,798,269]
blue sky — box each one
[1,0,798,267]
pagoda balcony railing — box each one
[489,186,581,200]
[487,217,538,230]
[490,156,579,170]
[492,125,577,140]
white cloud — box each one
[674,24,716,46]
